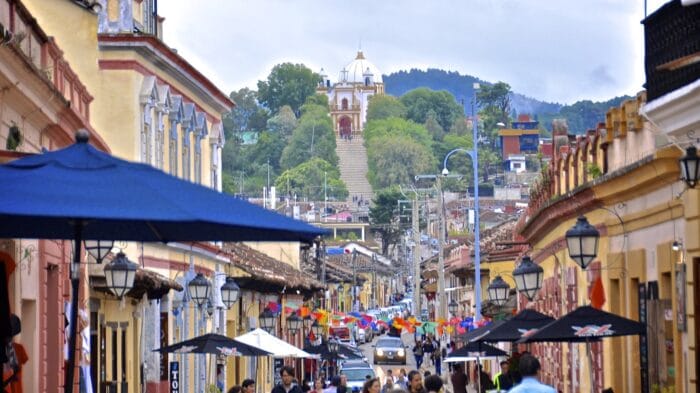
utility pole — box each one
[324,171,328,222]
[436,176,447,321]
[412,195,421,317]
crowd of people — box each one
[226,350,557,393]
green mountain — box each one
[383,69,632,135]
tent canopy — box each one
[235,328,318,358]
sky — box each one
[159,0,670,105]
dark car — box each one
[373,337,406,365]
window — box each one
[341,98,348,110]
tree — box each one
[366,95,407,121]
[274,157,348,201]
[279,104,337,169]
[399,88,463,131]
[424,110,444,141]
[448,116,470,136]
[476,81,512,127]
[257,63,320,115]
[304,93,329,108]
[367,136,435,189]
[250,131,286,172]
[363,117,433,148]
[222,88,269,138]
[369,187,404,255]
[266,105,298,139]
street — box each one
[357,333,477,393]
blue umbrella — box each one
[0,131,327,393]
[0,133,326,242]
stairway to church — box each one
[336,136,374,203]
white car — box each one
[356,327,366,343]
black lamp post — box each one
[487,276,511,306]
[448,298,459,315]
[327,336,339,377]
[220,276,240,309]
[84,240,114,264]
[680,146,700,188]
[206,299,215,318]
[286,312,303,336]
[103,252,138,298]
[187,273,211,306]
[259,307,276,334]
[566,216,600,270]
[512,256,544,301]
[310,319,324,339]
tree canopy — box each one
[257,63,320,115]
[222,88,269,138]
[274,157,348,201]
[366,135,435,189]
[369,187,404,255]
[399,87,464,131]
[366,95,407,121]
[266,105,298,138]
[363,117,433,148]
[280,103,337,170]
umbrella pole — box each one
[65,223,83,393]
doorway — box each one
[339,116,351,139]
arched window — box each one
[341,98,348,110]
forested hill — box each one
[383,69,562,116]
[383,69,632,135]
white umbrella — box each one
[235,328,318,358]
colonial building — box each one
[316,51,384,138]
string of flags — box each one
[264,302,493,336]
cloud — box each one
[159,0,651,104]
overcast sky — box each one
[159,0,669,105]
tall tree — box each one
[399,88,463,131]
[364,117,433,148]
[476,81,512,126]
[366,136,435,189]
[267,105,298,139]
[424,110,445,141]
[274,157,348,201]
[222,88,269,138]
[369,187,404,255]
[257,63,320,115]
[279,104,337,170]
[366,95,407,121]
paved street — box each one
[357,333,477,393]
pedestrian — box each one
[506,354,556,393]
[450,364,468,393]
[364,378,381,393]
[242,379,256,393]
[492,360,514,391]
[422,337,434,366]
[323,376,341,393]
[423,371,431,378]
[313,379,325,393]
[424,375,443,393]
[301,378,312,393]
[432,343,443,376]
[407,370,425,393]
[396,369,408,390]
[476,365,495,393]
[386,369,395,383]
[272,366,304,393]
[229,386,242,393]
[381,372,395,393]
[413,340,424,369]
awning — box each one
[234,328,318,358]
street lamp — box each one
[259,307,276,334]
[566,216,600,270]
[220,276,241,309]
[84,240,114,264]
[448,299,459,316]
[680,146,700,188]
[327,336,340,377]
[512,256,544,301]
[187,273,211,306]
[206,299,215,318]
[487,276,510,306]
[310,319,324,338]
[103,251,138,298]
[286,312,303,335]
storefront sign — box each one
[170,361,180,393]
[638,283,649,393]
[160,312,169,380]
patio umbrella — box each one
[0,132,327,392]
[517,305,646,343]
[154,333,271,356]
[235,328,317,358]
[477,309,555,342]
[456,320,506,342]
[445,341,508,361]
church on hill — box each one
[317,51,384,138]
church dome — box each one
[341,51,382,84]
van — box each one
[329,325,353,346]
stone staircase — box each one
[336,136,374,202]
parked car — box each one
[330,325,354,347]
[339,361,375,392]
[356,326,366,343]
[373,337,406,365]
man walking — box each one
[450,364,468,393]
[272,366,303,393]
[493,361,514,391]
[507,354,556,393]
